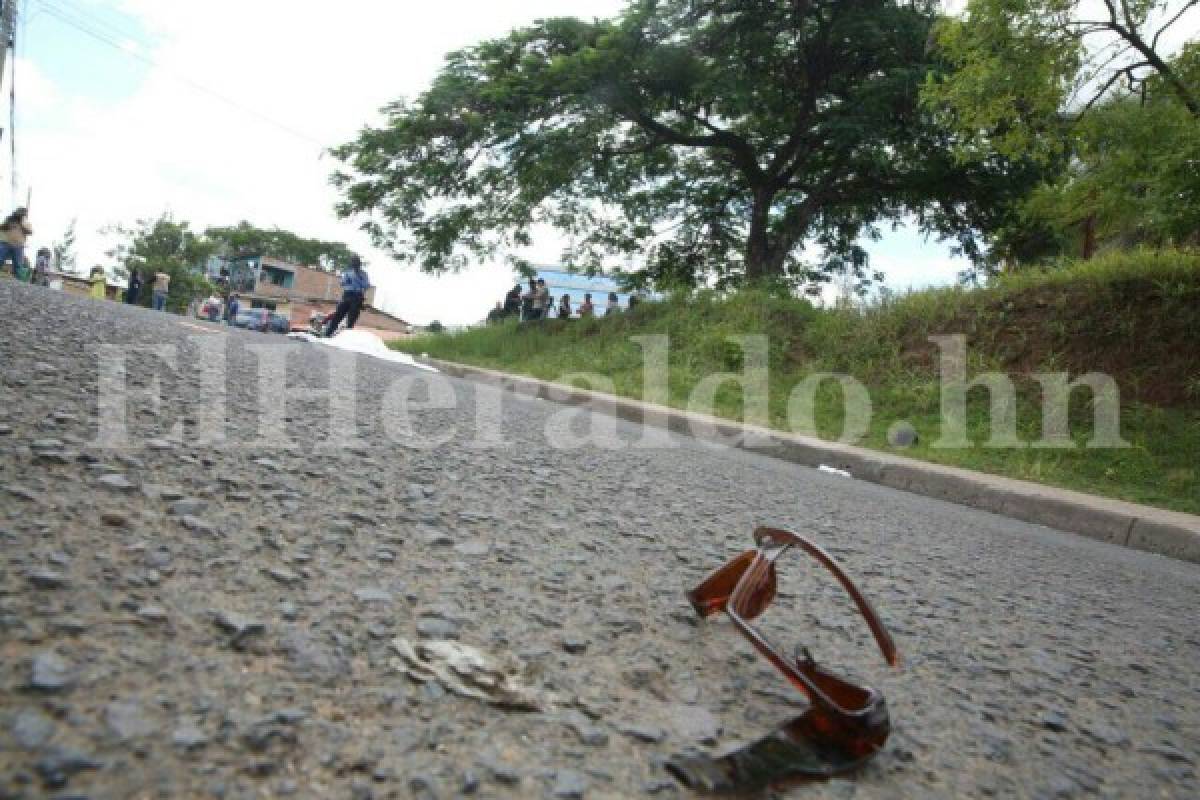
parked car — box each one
[232,308,271,332]
[268,312,290,334]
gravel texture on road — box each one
[1,281,1198,799]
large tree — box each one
[108,215,214,310]
[332,0,1030,289]
[204,221,356,272]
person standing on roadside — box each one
[125,270,143,304]
[325,255,370,336]
[503,284,522,318]
[0,207,32,277]
[578,293,595,317]
[520,277,537,321]
[534,279,551,320]
[33,248,51,286]
[152,270,171,311]
[227,293,240,324]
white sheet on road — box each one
[287,330,438,372]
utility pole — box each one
[0,2,13,98]
[0,0,14,206]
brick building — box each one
[224,255,411,338]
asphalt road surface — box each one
[1,280,1197,799]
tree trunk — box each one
[1081,213,1096,260]
[745,186,775,283]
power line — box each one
[33,0,327,148]
[39,0,156,54]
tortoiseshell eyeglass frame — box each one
[686,527,900,761]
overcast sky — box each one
[12,0,969,325]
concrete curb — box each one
[420,356,1200,565]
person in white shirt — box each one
[152,272,171,311]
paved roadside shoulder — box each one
[421,356,1200,565]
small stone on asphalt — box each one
[29,652,73,692]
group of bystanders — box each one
[488,277,627,324]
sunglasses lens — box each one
[687,550,757,616]
[665,702,890,793]
[731,561,776,620]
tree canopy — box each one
[108,215,215,310]
[1024,46,1200,252]
[926,0,1199,161]
[332,0,1035,291]
[926,1,1199,262]
[204,221,356,272]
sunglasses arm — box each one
[726,607,851,716]
[756,528,900,668]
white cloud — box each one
[10,57,61,115]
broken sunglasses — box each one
[667,527,900,793]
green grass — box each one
[393,249,1200,514]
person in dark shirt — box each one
[503,285,522,318]
[33,248,51,286]
[325,255,370,336]
[125,271,143,304]
[521,278,538,321]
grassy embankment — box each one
[391,250,1200,514]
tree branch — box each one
[624,109,723,147]
[1096,0,1198,115]
[599,135,666,157]
[1152,0,1199,51]
[1066,43,1134,109]
[1100,0,1123,29]
[622,105,767,184]
[1078,62,1146,114]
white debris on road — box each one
[287,330,438,372]
[817,465,852,478]
[391,638,548,712]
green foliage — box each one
[205,221,355,271]
[426,320,445,334]
[1029,45,1200,251]
[107,214,214,311]
[927,4,1200,265]
[333,0,1032,289]
[1025,93,1200,248]
[990,246,1200,291]
[926,0,1199,162]
[395,250,1200,513]
[51,219,78,275]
